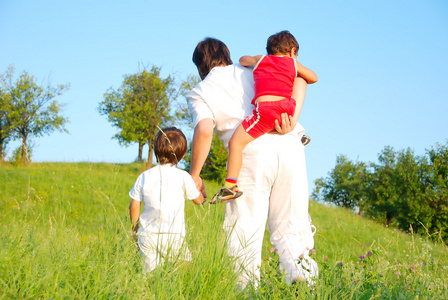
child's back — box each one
[130,163,199,235]
[129,127,204,272]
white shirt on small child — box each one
[129,163,200,236]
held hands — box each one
[132,225,139,249]
[274,113,296,134]
[133,232,139,249]
[192,175,207,199]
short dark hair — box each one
[192,37,233,80]
[154,127,187,165]
[266,30,299,56]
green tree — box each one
[368,145,448,240]
[423,142,448,241]
[313,155,371,216]
[314,143,448,243]
[177,74,200,129]
[185,132,228,183]
[1,66,69,164]
[0,74,12,162]
[99,65,187,168]
[366,146,399,225]
[9,143,33,165]
[368,147,429,229]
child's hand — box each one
[132,231,139,249]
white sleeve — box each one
[183,172,200,200]
[129,174,143,202]
[186,88,215,129]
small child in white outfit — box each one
[129,127,204,272]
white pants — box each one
[224,133,317,287]
[138,232,191,272]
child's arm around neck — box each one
[296,61,318,84]
[239,55,263,67]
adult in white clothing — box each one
[187,38,317,287]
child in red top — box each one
[211,30,317,204]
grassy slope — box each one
[0,163,447,299]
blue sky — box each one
[1,0,447,192]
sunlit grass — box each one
[0,163,447,299]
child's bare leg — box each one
[227,124,255,178]
[211,124,254,204]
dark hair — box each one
[266,30,299,56]
[192,37,233,80]
[154,127,187,165]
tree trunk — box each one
[146,140,153,169]
[137,143,143,162]
[386,215,392,227]
[0,139,3,163]
[21,136,28,165]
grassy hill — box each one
[0,163,447,299]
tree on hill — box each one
[99,65,191,169]
[177,74,200,129]
[423,143,448,241]
[0,65,69,164]
[313,155,370,216]
[368,145,448,241]
[0,75,13,162]
[368,147,427,227]
[314,142,448,243]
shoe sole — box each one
[209,191,243,205]
[301,135,311,146]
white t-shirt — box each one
[129,164,200,235]
[187,64,304,149]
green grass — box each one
[0,163,447,299]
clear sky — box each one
[1,0,447,192]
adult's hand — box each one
[192,175,207,198]
[274,113,296,134]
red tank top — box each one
[252,55,297,104]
